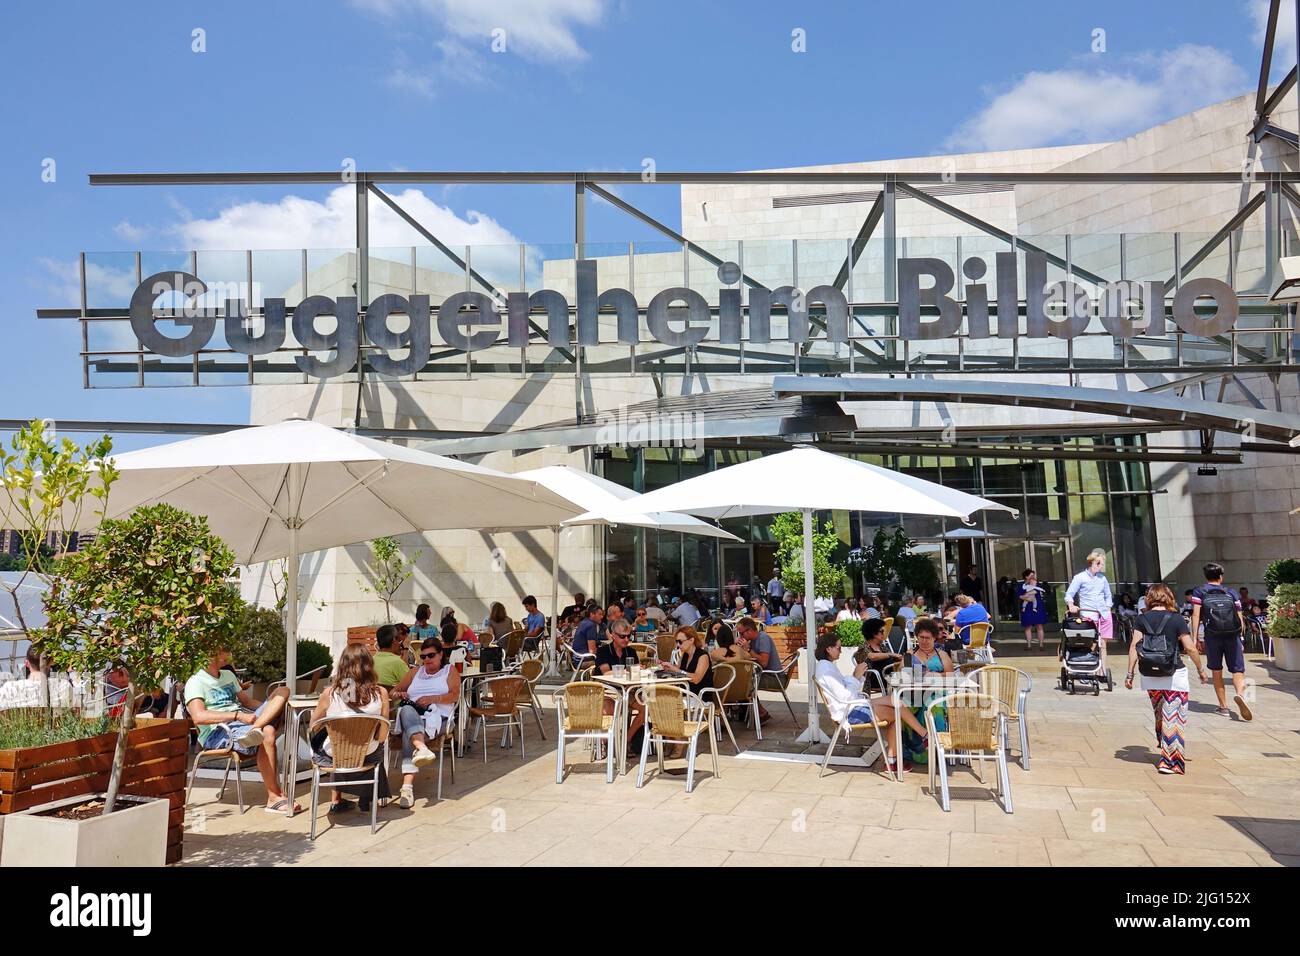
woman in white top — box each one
[308,644,390,813]
[813,632,928,775]
[391,638,460,808]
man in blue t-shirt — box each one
[572,604,603,665]
[953,594,990,644]
[1189,562,1251,721]
[521,594,547,653]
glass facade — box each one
[597,435,1160,623]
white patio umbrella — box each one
[70,419,583,682]
[569,445,1015,744]
[480,465,740,674]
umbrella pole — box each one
[795,507,829,745]
[285,462,299,690]
[547,525,561,677]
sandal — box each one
[263,798,303,815]
[328,799,356,814]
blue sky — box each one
[0,0,1289,450]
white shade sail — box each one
[571,445,1017,523]
[75,419,582,564]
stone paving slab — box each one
[179,648,1300,867]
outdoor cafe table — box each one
[591,668,689,775]
[283,693,321,816]
[455,661,496,754]
[887,671,977,776]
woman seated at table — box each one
[390,639,460,809]
[901,618,952,766]
[485,601,514,645]
[858,618,902,691]
[814,631,926,775]
[708,620,748,663]
[633,606,658,635]
[439,607,479,651]
[308,644,391,814]
[660,626,714,695]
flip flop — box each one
[263,798,302,815]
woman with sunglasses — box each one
[659,626,714,696]
[633,606,657,635]
[391,638,460,809]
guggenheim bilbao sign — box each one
[129,249,1238,378]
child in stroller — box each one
[1058,613,1114,694]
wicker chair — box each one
[308,713,390,839]
[721,658,763,740]
[635,684,718,793]
[515,658,547,739]
[698,662,740,754]
[813,680,896,780]
[925,692,1013,813]
[628,642,654,666]
[655,632,677,665]
[466,675,527,763]
[956,661,986,676]
[561,640,596,678]
[503,629,526,665]
[974,664,1032,769]
[957,622,995,663]
[555,681,619,784]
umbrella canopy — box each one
[570,445,1014,747]
[571,446,1015,524]
[70,419,583,682]
[520,466,739,540]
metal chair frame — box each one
[308,713,390,839]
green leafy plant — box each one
[851,528,937,601]
[1265,559,1300,592]
[1267,583,1300,639]
[770,512,849,598]
[295,639,334,679]
[833,618,865,647]
[0,420,117,721]
[0,708,111,751]
[357,536,421,623]
[229,603,288,685]
[36,503,240,815]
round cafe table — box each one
[591,668,689,775]
[887,671,977,776]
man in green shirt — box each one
[373,624,412,687]
[184,648,295,813]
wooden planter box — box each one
[765,625,809,680]
[0,717,188,865]
[347,626,378,652]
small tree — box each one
[38,503,240,815]
[769,511,848,598]
[357,536,421,623]
[0,420,116,721]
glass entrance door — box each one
[990,538,1029,623]
[989,537,1072,624]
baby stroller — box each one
[1057,613,1113,695]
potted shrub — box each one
[1267,582,1300,671]
[832,619,865,677]
[23,502,241,866]
[294,639,334,694]
[229,603,288,697]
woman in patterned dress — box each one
[902,618,952,765]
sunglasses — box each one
[420,652,440,660]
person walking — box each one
[1189,563,1253,721]
[1066,549,1114,668]
[1124,584,1209,774]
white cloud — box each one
[113,219,150,243]
[353,0,605,63]
[1248,0,1297,72]
[171,186,521,252]
[945,45,1248,152]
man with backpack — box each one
[1188,563,1253,721]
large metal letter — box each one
[898,258,961,340]
[293,296,358,378]
[227,297,286,355]
[129,271,215,357]
[804,285,849,344]
[995,251,1019,338]
[364,294,431,375]
[1042,281,1092,339]
[507,290,570,348]
[599,288,640,345]
[1171,278,1238,338]
[1024,250,1050,337]
[1099,280,1163,338]
[646,288,710,348]
[575,259,600,345]
[436,291,501,352]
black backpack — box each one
[1136,611,1180,677]
[1201,587,1241,638]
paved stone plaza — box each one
[181,647,1300,867]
